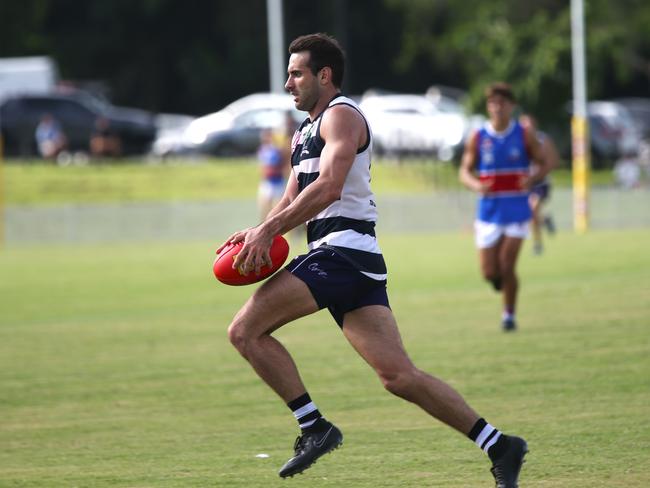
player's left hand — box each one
[216,228,250,254]
[231,226,274,276]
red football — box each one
[213,235,290,286]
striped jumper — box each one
[290,94,387,281]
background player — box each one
[520,114,559,255]
[257,127,287,220]
[459,83,551,331]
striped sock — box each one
[287,393,322,431]
[468,418,508,460]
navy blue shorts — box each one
[531,181,551,201]
[286,247,390,328]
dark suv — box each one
[0,92,157,157]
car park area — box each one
[0,91,157,157]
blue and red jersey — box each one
[474,121,532,224]
[258,143,284,184]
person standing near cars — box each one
[90,116,122,158]
[220,34,529,487]
[35,113,67,160]
[459,83,550,331]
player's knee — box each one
[227,321,242,350]
[499,264,516,278]
[378,367,417,398]
[227,317,250,355]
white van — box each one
[0,56,59,102]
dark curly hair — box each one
[288,33,345,88]
[485,82,516,103]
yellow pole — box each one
[571,115,590,233]
[0,132,3,248]
[571,0,589,233]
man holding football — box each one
[459,83,550,331]
[219,34,528,487]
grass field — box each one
[2,159,616,205]
[1,229,649,487]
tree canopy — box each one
[1,0,648,130]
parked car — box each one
[150,112,196,157]
[425,85,486,150]
[588,101,641,159]
[561,100,642,168]
[587,113,621,166]
[614,98,650,167]
[151,93,304,158]
[359,93,468,161]
[614,98,650,140]
[0,91,157,157]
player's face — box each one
[486,95,514,128]
[285,52,320,113]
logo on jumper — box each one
[302,123,316,141]
[509,147,521,161]
[295,124,311,147]
[480,138,494,165]
[482,150,494,165]
[308,262,328,277]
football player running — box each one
[220,35,529,487]
[460,83,551,331]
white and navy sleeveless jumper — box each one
[290,94,387,281]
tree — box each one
[383,0,649,127]
[1,0,648,122]
[384,1,572,124]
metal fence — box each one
[4,187,650,245]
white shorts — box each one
[474,220,530,249]
[258,180,285,200]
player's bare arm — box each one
[522,127,549,189]
[542,135,560,171]
[233,105,364,274]
[459,131,488,194]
